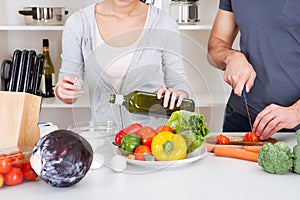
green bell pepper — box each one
[121,134,141,156]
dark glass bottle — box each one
[109,91,195,117]
[40,39,55,97]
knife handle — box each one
[15,50,29,92]
[23,50,36,93]
[242,87,247,102]
[8,50,22,91]
[1,60,12,91]
[32,54,44,95]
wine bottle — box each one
[109,91,195,117]
[40,39,55,97]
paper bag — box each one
[0,91,41,153]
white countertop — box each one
[1,133,300,200]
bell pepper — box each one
[114,123,142,145]
[121,134,141,156]
[151,131,187,161]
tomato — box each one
[244,132,260,142]
[156,125,173,133]
[136,126,157,147]
[0,154,12,174]
[4,167,23,186]
[0,173,4,188]
[22,162,38,181]
[11,152,25,168]
[114,123,142,145]
[134,145,151,161]
[216,134,230,145]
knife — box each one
[1,60,12,91]
[31,54,44,95]
[23,50,36,93]
[242,87,253,130]
[15,50,29,92]
[8,50,22,91]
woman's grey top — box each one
[59,4,191,129]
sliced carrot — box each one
[214,146,259,162]
[244,146,262,154]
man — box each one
[208,0,300,139]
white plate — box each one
[116,146,208,169]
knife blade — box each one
[23,50,36,93]
[8,50,22,91]
[31,54,44,95]
[242,87,253,130]
[15,50,29,92]
[1,60,12,91]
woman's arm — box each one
[56,11,85,104]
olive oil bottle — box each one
[109,91,195,117]
[40,39,55,97]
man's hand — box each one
[253,103,300,140]
[223,51,256,96]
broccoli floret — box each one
[258,142,293,174]
[293,130,300,174]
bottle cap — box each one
[43,39,49,47]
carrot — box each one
[214,146,259,162]
[244,145,262,154]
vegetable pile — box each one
[0,151,38,188]
[114,110,210,161]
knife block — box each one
[0,91,41,153]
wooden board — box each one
[204,135,277,152]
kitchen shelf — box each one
[0,25,64,31]
[41,94,90,108]
[0,24,212,31]
[178,24,212,30]
[41,92,229,109]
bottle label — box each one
[114,94,125,105]
[40,74,46,95]
[51,73,56,89]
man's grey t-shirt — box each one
[220,0,300,130]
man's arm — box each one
[207,9,256,96]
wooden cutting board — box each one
[204,135,277,152]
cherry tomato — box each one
[216,134,230,145]
[156,125,173,133]
[22,162,38,181]
[137,126,157,148]
[11,152,25,168]
[114,123,142,145]
[244,132,260,142]
[0,154,12,174]
[134,145,151,161]
[0,173,4,188]
[4,167,23,186]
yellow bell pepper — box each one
[151,131,187,161]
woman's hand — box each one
[156,88,188,110]
[253,103,300,140]
[55,75,84,104]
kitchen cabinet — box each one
[0,0,233,131]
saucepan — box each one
[18,7,69,25]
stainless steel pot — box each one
[169,0,200,25]
[19,7,69,25]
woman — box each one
[55,0,191,129]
